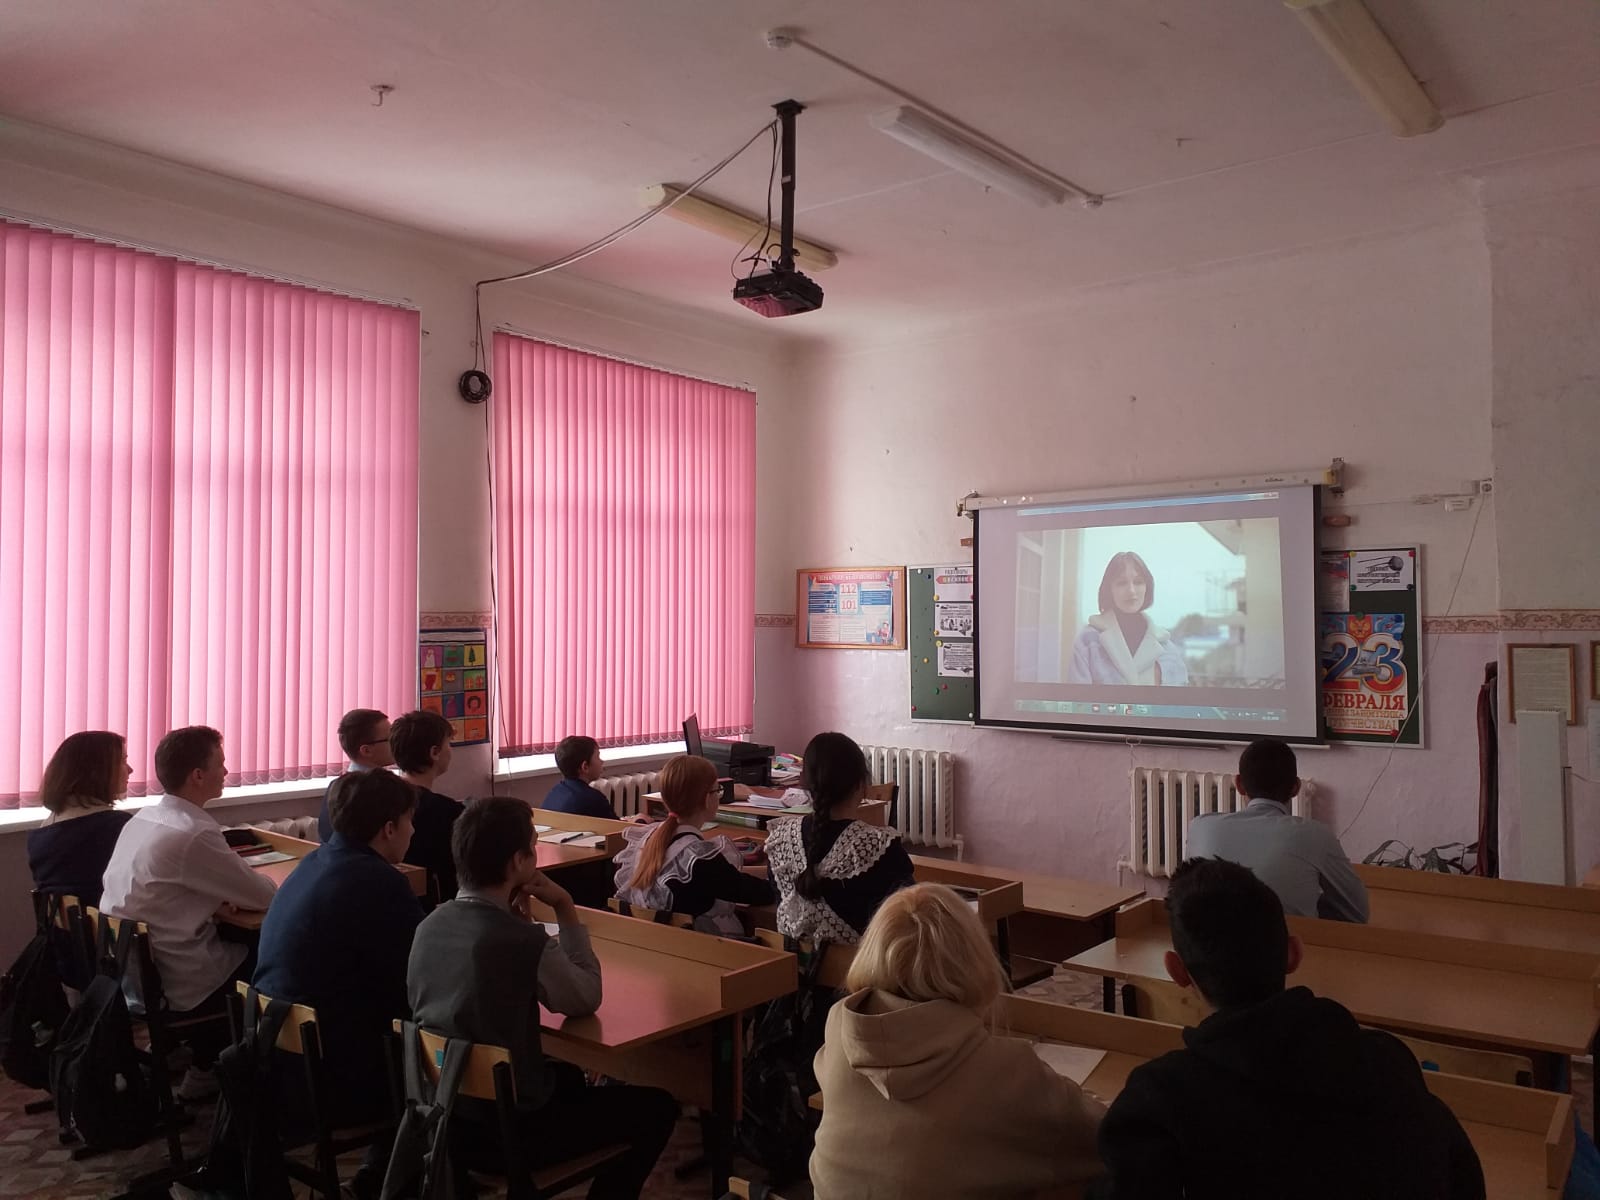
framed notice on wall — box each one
[797,567,906,650]
[418,628,490,745]
[1317,548,1422,747]
[1506,643,1579,725]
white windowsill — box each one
[495,740,684,783]
[0,776,335,835]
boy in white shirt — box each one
[100,725,277,1097]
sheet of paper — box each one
[741,795,789,810]
[1033,1042,1108,1085]
[534,824,553,833]
[246,850,296,866]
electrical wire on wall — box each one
[470,116,780,375]
[471,116,779,778]
[1339,496,1490,838]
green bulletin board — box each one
[910,564,976,723]
[1318,547,1423,746]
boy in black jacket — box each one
[1097,857,1484,1200]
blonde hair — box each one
[626,754,719,890]
[844,883,1006,1013]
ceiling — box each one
[2,0,1597,342]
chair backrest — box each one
[234,980,320,1056]
[863,782,897,825]
[728,1178,791,1200]
[752,929,856,990]
[87,909,166,1014]
[606,897,693,928]
[394,1020,514,1103]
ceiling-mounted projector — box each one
[734,99,823,318]
[733,267,823,318]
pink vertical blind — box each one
[491,334,755,755]
[0,219,419,804]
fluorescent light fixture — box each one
[869,106,1068,207]
[1287,0,1443,137]
[639,184,838,271]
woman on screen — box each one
[1068,551,1188,686]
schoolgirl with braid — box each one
[612,754,774,935]
[767,732,916,945]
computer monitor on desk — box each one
[681,712,774,787]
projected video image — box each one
[1015,520,1285,689]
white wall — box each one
[759,222,1501,880]
[1480,148,1600,880]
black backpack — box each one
[184,986,294,1200]
[49,920,157,1151]
[736,940,832,1184]
[0,895,70,1090]
[381,1022,471,1200]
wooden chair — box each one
[82,908,223,1172]
[728,1178,793,1200]
[863,782,898,826]
[236,982,390,1199]
[394,1022,629,1199]
[31,890,94,989]
[751,929,856,992]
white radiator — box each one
[591,772,659,819]
[1125,767,1310,879]
[860,745,959,851]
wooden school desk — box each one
[1061,899,1600,1091]
[222,828,427,929]
[524,902,796,1198]
[531,806,631,852]
[909,854,1143,995]
[1359,864,1600,957]
[808,994,1572,1197]
[645,792,889,836]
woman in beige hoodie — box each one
[811,883,1105,1199]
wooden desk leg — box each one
[709,1015,737,1200]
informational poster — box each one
[932,566,973,604]
[796,567,906,649]
[935,602,974,639]
[418,628,490,745]
[1317,548,1422,746]
[938,642,975,678]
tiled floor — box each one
[0,968,1588,1198]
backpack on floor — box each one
[49,920,157,1151]
[184,985,295,1200]
[736,938,832,1184]
[0,895,70,1090]
[381,1021,472,1200]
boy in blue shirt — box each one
[543,735,619,820]
[255,769,422,1199]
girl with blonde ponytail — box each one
[613,754,773,935]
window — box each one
[490,334,755,756]
[0,219,419,805]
